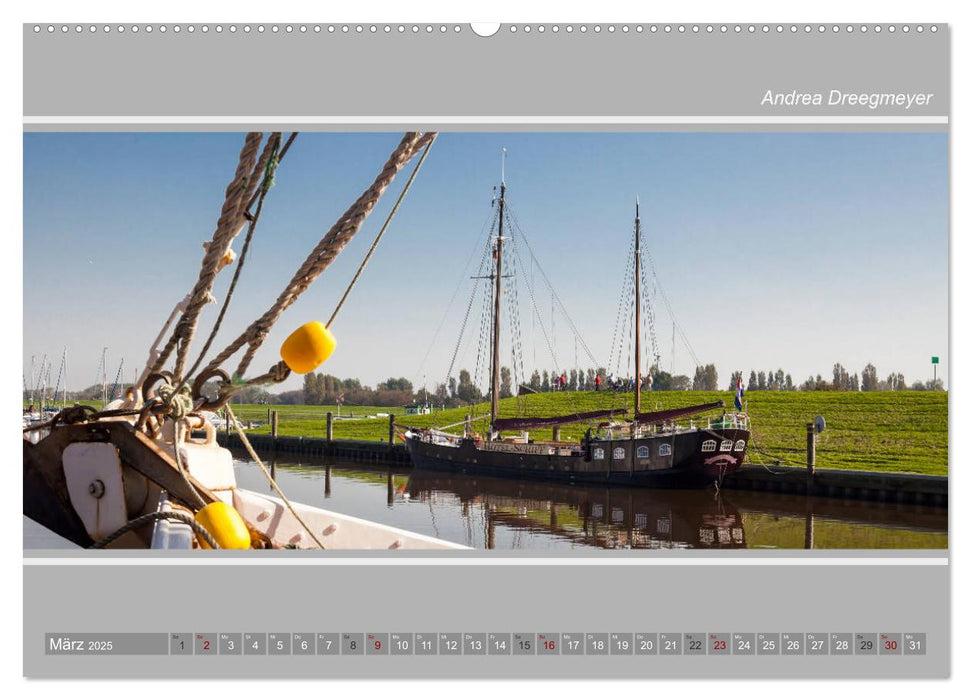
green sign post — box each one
[931,357,939,388]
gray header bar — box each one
[23,24,949,119]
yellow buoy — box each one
[280,321,337,374]
[195,502,252,549]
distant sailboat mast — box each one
[100,347,108,408]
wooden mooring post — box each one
[388,414,396,445]
[806,423,816,476]
[326,411,334,442]
[272,410,279,442]
[552,426,561,443]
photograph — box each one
[23,130,948,551]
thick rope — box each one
[170,133,282,400]
[211,136,436,402]
[89,510,219,550]
[201,132,436,380]
[151,132,265,380]
[326,137,435,327]
[225,405,326,549]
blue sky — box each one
[23,131,948,394]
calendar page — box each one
[21,18,950,682]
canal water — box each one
[232,454,947,550]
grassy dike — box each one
[232,390,947,476]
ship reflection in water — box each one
[232,454,947,550]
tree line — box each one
[29,360,944,409]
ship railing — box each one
[706,413,749,431]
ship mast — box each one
[634,198,642,415]
[489,150,507,437]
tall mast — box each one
[634,198,642,415]
[490,150,507,435]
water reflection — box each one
[235,453,947,551]
[406,473,746,549]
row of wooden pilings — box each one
[219,409,410,472]
[258,409,399,445]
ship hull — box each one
[406,428,749,489]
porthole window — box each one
[593,447,605,460]
[658,444,672,457]
[612,447,625,459]
[702,439,716,452]
[720,440,733,452]
[734,440,746,452]
[637,445,650,459]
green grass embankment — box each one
[235,391,948,476]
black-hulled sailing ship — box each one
[406,172,750,489]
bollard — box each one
[389,413,396,445]
[326,411,334,442]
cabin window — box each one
[658,443,672,457]
[636,445,650,459]
[734,439,746,452]
[593,447,605,460]
[701,439,716,453]
[720,440,733,452]
[612,447,625,460]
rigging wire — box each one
[644,246,701,369]
[608,233,635,376]
[413,203,499,389]
[508,237,558,369]
[326,138,436,328]
[504,203,601,369]
[442,226,495,398]
[108,359,125,402]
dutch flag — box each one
[734,377,745,412]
